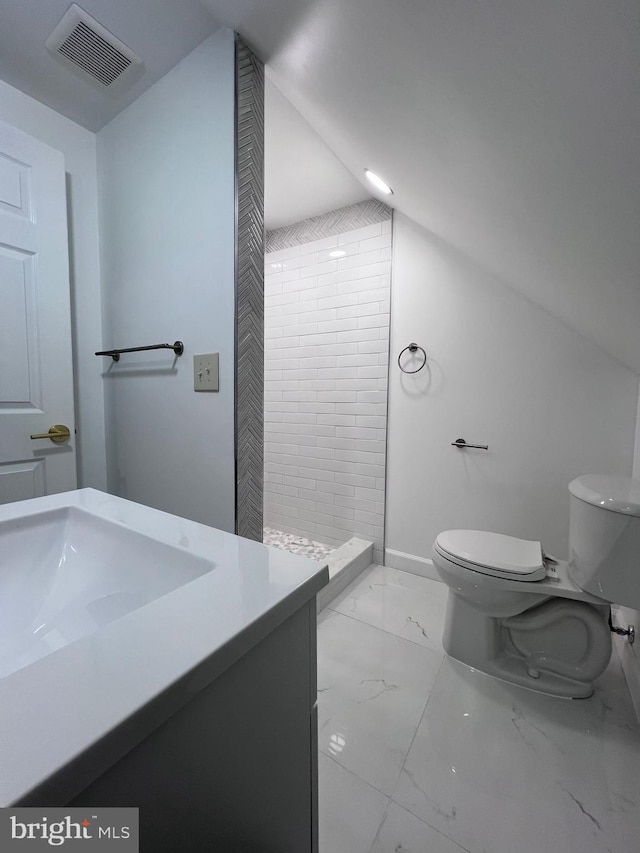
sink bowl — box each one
[0,505,214,679]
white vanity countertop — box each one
[0,489,329,806]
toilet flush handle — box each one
[452,438,489,450]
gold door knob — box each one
[30,425,71,444]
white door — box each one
[0,121,77,503]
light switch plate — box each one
[194,353,219,391]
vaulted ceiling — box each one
[1,1,639,371]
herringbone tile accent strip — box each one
[235,36,264,541]
[266,198,392,252]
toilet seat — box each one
[434,530,546,582]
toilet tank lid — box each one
[569,475,640,517]
[435,530,544,574]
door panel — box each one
[0,247,39,407]
[0,460,45,503]
[0,121,77,503]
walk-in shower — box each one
[263,200,393,566]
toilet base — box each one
[442,593,612,699]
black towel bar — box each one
[95,341,184,362]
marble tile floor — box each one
[317,564,640,853]
[263,527,335,560]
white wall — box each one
[97,29,237,530]
[633,381,640,482]
[386,213,638,570]
[0,80,106,491]
[615,379,640,722]
[264,77,369,230]
[264,221,391,562]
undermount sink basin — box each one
[0,505,215,679]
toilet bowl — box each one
[432,475,640,699]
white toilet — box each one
[432,475,640,698]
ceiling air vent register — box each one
[45,4,143,92]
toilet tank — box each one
[568,475,640,609]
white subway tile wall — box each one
[264,220,392,563]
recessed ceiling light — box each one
[364,168,393,195]
[329,250,346,258]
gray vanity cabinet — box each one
[68,601,319,853]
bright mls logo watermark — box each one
[0,809,138,851]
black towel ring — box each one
[398,343,427,374]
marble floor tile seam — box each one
[368,801,473,853]
[324,599,447,652]
[318,650,441,807]
[384,657,492,847]
[385,653,448,808]
[321,609,448,801]
[385,792,472,853]
[368,670,449,819]
[372,804,473,853]
[323,749,392,815]
[388,769,470,852]
[317,610,448,798]
[365,802,393,853]
[320,738,410,805]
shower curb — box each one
[316,537,373,612]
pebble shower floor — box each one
[263,528,334,561]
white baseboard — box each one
[384,548,441,581]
